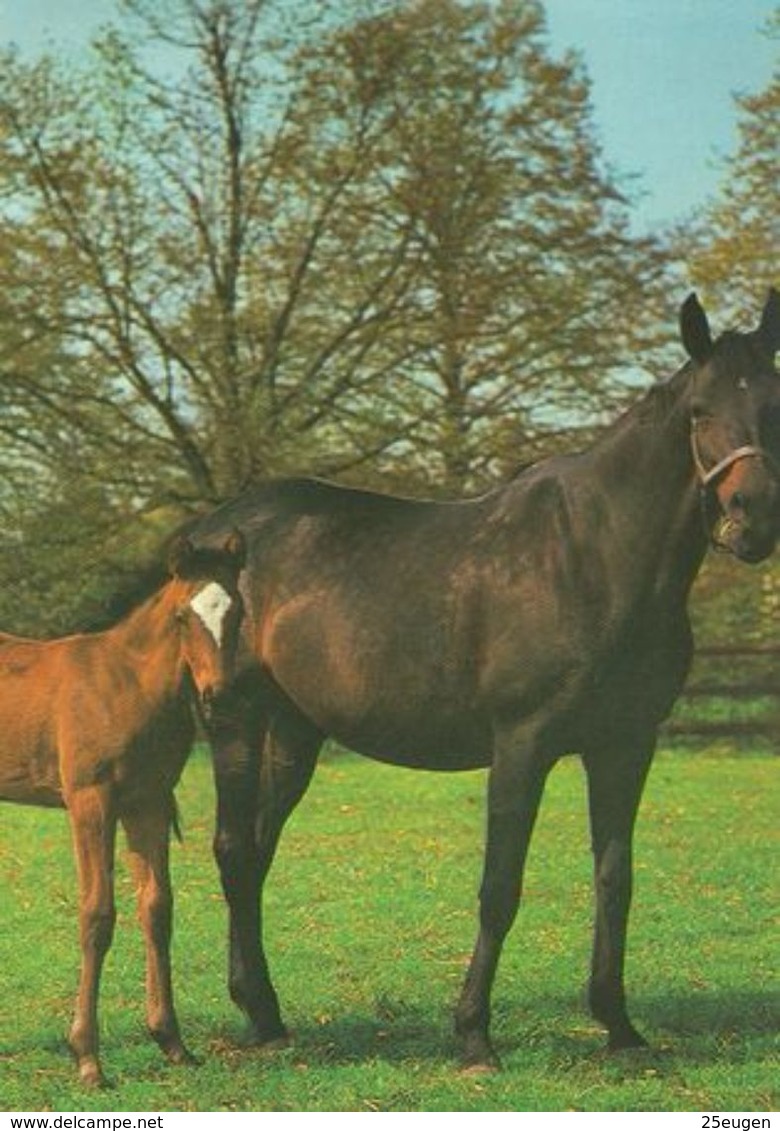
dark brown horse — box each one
[188,291,780,1070]
[0,532,245,1087]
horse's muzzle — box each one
[715,514,777,564]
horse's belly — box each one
[310,702,493,771]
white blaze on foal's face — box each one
[189,582,233,645]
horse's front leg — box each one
[122,798,196,1067]
[455,724,551,1072]
[67,785,117,1088]
[583,739,655,1050]
[210,701,319,1046]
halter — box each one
[690,421,779,553]
[690,420,776,489]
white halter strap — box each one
[690,427,775,488]
[692,441,769,487]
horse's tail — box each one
[171,795,184,843]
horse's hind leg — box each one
[67,785,117,1088]
[583,739,654,1050]
[211,697,320,1045]
[122,798,196,1067]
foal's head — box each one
[682,289,780,563]
[167,529,247,717]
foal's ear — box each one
[680,292,713,364]
[168,534,196,577]
[757,288,780,357]
[222,528,247,570]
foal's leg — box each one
[583,740,654,1050]
[122,798,196,1067]
[67,786,117,1088]
[211,699,320,1045]
[455,724,551,1071]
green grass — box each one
[1,747,777,1112]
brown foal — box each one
[0,531,245,1086]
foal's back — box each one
[0,632,83,806]
[0,628,192,810]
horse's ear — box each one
[757,288,780,357]
[222,528,247,570]
[168,534,196,577]
[680,292,713,364]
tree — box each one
[686,8,779,320]
[683,9,780,661]
[0,0,680,631]
[288,0,677,490]
[0,0,412,510]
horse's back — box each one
[188,474,614,764]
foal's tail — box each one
[170,795,184,843]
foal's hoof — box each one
[154,1030,201,1067]
[167,1045,201,1067]
[78,1062,110,1090]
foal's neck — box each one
[104,587,185,702]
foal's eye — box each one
[174,609,188,625]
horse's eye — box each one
[174,609,188,625]
[760,404,780,446]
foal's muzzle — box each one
[199,686,217,720]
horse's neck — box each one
[588,371,708,602]
[103,589,184,703]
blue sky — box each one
[0,0,776,232]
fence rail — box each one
[662,644,780,744]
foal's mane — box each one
[75,524,238,635]
[75,559,171,635]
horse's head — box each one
[682,288,780,563]
[167,529,247,718]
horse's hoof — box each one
[607,1025,649,1052]
[458,1036,502,1075]
[460,1058,501,1077]
[242,1025,293,1053]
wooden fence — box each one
[662,644,780,743]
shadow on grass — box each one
[0,1031,71,1058]
[638,987,780,1039]
[206,1004,451,1068]
[6,987,774,1079]
[206,986,779,1070]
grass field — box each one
[0,746,777,1113]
